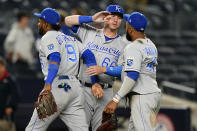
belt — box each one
[83,82,112,89]
[59,75,69,80]
[58,75,76,80]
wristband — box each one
[79,16,93,24]
[112,93,122,103]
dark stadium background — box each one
[0,0,197,130]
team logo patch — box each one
[127,59,133,66]
[47,44,54,50]
[116,6,121,12]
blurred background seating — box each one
[1,0,197,130]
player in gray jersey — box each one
[65,5,127,131]
[26,8,99,131]
[101,12,162,131]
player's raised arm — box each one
[64,15,80,27]
[65,11,110,27]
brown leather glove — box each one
[96,112,118,131]
[34,90,57,119]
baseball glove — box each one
[96,112,118,131]
[34,90,57,119]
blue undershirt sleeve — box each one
[81,49,98,84]
[71,16,93,33]
[45,52,61,85]
[71,25,79,33]
[78,16,93,24]
[127,71,139,81]
[105,66,122,77]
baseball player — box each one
[103,12,162,131]
[26,8,99,131]
[65,5,127,130]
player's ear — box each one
[126,23,132,34]
[43,21,50,30]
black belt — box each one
[58,75,77,80]
[59,75,69,80]
[83,82,112,89]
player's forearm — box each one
[65,15,80,27]
[112,71,139,103]
[65,15,94,27]
[105,66,122,77]
[45,53,61,87]
[113,76,136,103]
[45,62,59,85]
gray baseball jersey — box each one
[122,37,162,131]
[39,31,85,78]
[123,37,161,94]
[77,24,127,85]
[26,31,88,131]
[75,24,126,131]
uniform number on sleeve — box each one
[102,57,116,67]
[65,44,77,62]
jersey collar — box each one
[98,29,120,44]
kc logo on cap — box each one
[106,4,124,15]
[116,6,121,12]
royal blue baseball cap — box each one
[34,8,60,25]
[106,5,124,15]
[124,12,148,32]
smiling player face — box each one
[105,13,122,30]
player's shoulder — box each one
[146,38,157,47]
[109,35,127,48]
[124,43,133,53]
[41,31,59,41]
[126,41,139,49]
[11,23,18,29]
[118,36,128,46]
[133,38,146,45]
[132,38,155,48]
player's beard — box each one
[39,27,45,36]
[126,31,132,41]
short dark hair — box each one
[0,56,6,66]
[111,12,123,19]
[17,12,29,22]
[51,24,61,31]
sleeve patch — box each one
[126,57,134,66]
[47,44,54,50]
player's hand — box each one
[5,107,13,116]
[86,66,106,76]
[92,11,111,23]
[92,83,104,98]
[38,84,51,102]
[44,84,51,91]
[104,15,112,22]
[104,100,118,114]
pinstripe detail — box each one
[139,95,146,131]
[30,116,38,131]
